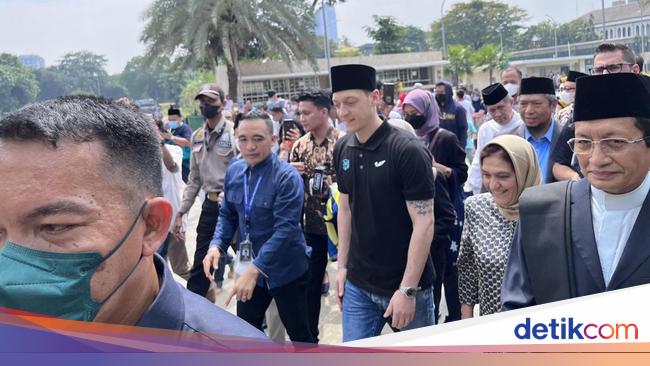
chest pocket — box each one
[215,132,235,157]
[226,190,243,205]
[192,141,204,154]
[253,193,273,210]
[226,190,273,212]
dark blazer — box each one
[544,120,563,183]
[501,178,650,310]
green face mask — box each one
[0,202,147,321]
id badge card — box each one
[235,238,254,277]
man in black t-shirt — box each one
[331,64,436,342]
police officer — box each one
[173,83,237,298]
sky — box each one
[0,0,610,74]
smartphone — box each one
[282,120,296,137]
[382,83,396,105]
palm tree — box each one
[470,44,509,84]
[141,0,319,100]
[446,45,473,85]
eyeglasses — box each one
[567,136,649,155]
[589,63,634,75]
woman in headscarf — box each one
[403,89,468,323]
[457,135,542,317]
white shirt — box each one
[592,172,650,287]
[468,112,523,194]
[457,99,475,125]
[161,144,185,233]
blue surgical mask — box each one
[168,120,178,129]
[0,202,147,321]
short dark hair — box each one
[480,143,514,170]
[635,117,650,147]
[456,90,465,99]
[297,89,333,111]
[267,90,277,98]
[0,95,162,206]
[240,110,274,135]
[636,55,645,71]
[594,43,636,64]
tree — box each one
[429,0,528,52]
[515,16,598,50]
[34,67,68,101]
[470,44,509,83]
[57,51,109,95]
[334,37,362,57]
[365,15,407,55]
[446,45,473,85]
[120,56,194,102]
[403,26,430,53]
[141,0,319,100]
[0,54,39,115]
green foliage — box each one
[34,67,67,101]
[470,44,509,82]
[0,54,39,115]
[120,56,194,102]
[334,37,362,57]
[447,45,473,84]
[141,0,319,100]
[365,15,407,54]
[429,0,528,51]
[514,16,599,50]
[57,51,109,95]
[402,26,430,53]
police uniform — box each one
[179,113,237,297]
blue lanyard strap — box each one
[243,171,263,236]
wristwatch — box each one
[399,285,418,298]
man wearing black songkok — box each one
[331,64,436,341]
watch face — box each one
[406,288,415,297]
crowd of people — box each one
[0,41,648,346]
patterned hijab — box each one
[482,135,542,220]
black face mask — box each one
[435,93,446,105]
[201,104,221,119]
[405,114,427,130]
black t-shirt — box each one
[333,121,436,296]
[551,123,582,174]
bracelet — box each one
[337,264,348,269]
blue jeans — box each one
[342,280,435,342]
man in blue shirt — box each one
[203,111,315,343]
[519,77,562,183]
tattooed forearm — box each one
[407,199,434,216]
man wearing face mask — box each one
[555,71,588,127]
[501,66,522,111]
[165,106,193,183]
[173,83,238,298]
[0,96,265,342]
[434,81,468,149]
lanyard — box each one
[243,170,263,238]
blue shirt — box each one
[210,153,311,289]
[525,120,555,183]
[137,254,267,345]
